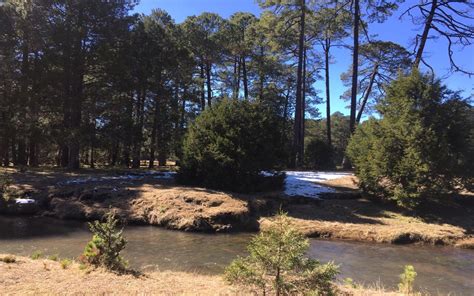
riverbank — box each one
[0,255,403,295]
[1,167,473,248]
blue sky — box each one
[134,0,474,117]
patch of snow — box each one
[15,198,36,204]
[260,171,277,177]
[57,171,176,185]
[283,171,352,199]
[153,172,176,179]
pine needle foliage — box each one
[82,210,127,272]
[225,213,339,295]
[347,71,474,208]
[178,98,288,192]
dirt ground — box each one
[0,255,403,296]
[1,167,473,247]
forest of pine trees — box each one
[0,0,472,169]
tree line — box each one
[0,0,472,169]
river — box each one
[0,216,472,295]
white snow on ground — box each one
[57,171,176,185]
[15,198,36,204]
[57,169,347,199]
[262,171,352,199]
[284,171,352,198]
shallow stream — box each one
[0,216,472,295]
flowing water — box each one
[0,216,473,295]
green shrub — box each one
[81,210,127,272]
[48,254,59,261]
[304,138,334,169]
[178,99,288,192]
[347,71,474,208]
[398,265,417,294]
[0,255,16,263]
[225,213,339,295]
[31,250,43,260]
[60,258,72,269]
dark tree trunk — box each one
[349,0,360,135]
[180,86,187,129]
[343,0,360,169]
[10,133,17,165]
[16,139,27,166]
[28,139,37,167]
[158,151,166,167]
[200,62,206,110]
[67,10,85,170]
[300,46,307,161]
[18,24,29,167]
[324,38,332,148]
[414,0,437,69]
[242,56,249,100]
[283,87,290,120]
[292,0,306,168]
[205,62,212,108]
[233,56,240,99]
[132,89,145,169]
[356,63,378,124]
[149,95,160,169]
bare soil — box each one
[1,167,473,247]
[0,255,402,296]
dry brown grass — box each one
[1,255,405,296]
[314,175,360,191]
[455,237,474,249]
[262,197,469,245]
[0,255,243,295]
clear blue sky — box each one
[133,0,474,118]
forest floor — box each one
[1,167,473,248]
[0,255,404,295]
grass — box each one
[0,254,419,296]
[31,251,43,260]
[48,254,59,261]
[60,259,72,269]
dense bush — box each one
[347,71,474,207]
[178,99,288,192]
[304,138,334,169]
[225,213,339,295]
[81,211,127,272]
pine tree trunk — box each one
[16,139,27,166]
[242,56,249,100]
[414,0,437,69]
[200,63,206,110]
[300,46,307,162]
[67,10,85,170]
[356,63,378,124]
[149,96,160,169]
[205,62,212,108]
[233,56,239,99]
[132,89,145,169]
[349,0,360,135]
[292,0,306,168]
[324,39,332,148]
